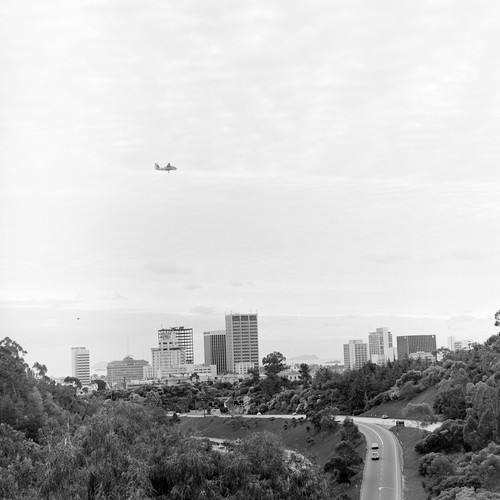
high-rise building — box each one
[447,335,455,351]
[107,356,149,388]
[396,335,437,360]
[447,336,467,352]
[204,330,227,375]
[343,340,368,370]
[71,347,90,385]
[151,328,186,376]
[368,327,395,364]
[158,327,194,364]
[225,313,259,373]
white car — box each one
[371,451,380,460]
[371,443,379,449]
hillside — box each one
[360,386,439,418]
[179,415,365,500]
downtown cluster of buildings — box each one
[70,315,468,390]
[71,313,259,389]
[343,328,437,369]
[343,328,469,370]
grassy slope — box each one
[360,386,438,418]
[179,415,364,500]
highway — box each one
[354,419,402,500]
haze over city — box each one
[1,1,500,377]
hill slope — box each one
[179,415,365,499]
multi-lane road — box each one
[354,419,402,500]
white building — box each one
[225,313,259,373]
[343,340,368,370]
[234,362,255,377]
[71,347,90,385]
[150,328,186,374]
[143,363,217,380]
[368,327,395,365]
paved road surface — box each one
[355,420,402,500]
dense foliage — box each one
[0,338,343,499]
[4,309,500,498]
[413,310,500,499]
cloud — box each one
[0,298,83,309]
[190,306,218,315]
[110,292,129,301]
[146,262,191,275]
[229,281,255,288]
[370,252,410,265]
[184,283,202,290]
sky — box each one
[1,1,500,376]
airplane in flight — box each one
[155,162,177,172]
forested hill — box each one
[1,310,500,498]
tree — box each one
[247,367,260,383]
[415,420,465,454]
[402,402,436,423]
[32,362,48,380]
[22,387,47,440]
[324,440,363,483]
[0,395,18,427]
[91,379,107,391]
[299,363,312,385]
[262,351,287,377]
[434,382,467,420]
[63,376,82,389]
[340,417,361,443]
[0,337,30,399]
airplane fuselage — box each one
[155,163,177,172]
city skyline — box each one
[55,313,491,381]
[2,2,500,377]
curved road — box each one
[354,419,402,500]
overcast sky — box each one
[1,1,500,376]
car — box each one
[371,443,379,449]
[381,414,388,419]
[371,451,380,460]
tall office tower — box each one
[368,327,395,364]
[157,327,194,364]
[225,313,259,374]
[396,335,437,360]
[343,340,368,370]
[204,330,227,375]
[71,347,90,385]
[107,356,150,388]
[151,329,185,375]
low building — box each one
[277,370,301,382]
[142,363,217,381]
[107,356,150,389]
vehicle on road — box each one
[381,414,388,419]
[371,452,380,460]
[371,443,379,449]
